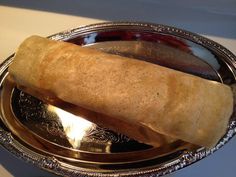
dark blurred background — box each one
[0,0,236,39]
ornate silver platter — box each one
[0,22,236,177]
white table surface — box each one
[0,1,236,177]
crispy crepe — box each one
[8,35,233,148]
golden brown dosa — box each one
[8,35,233,148]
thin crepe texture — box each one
[8,36,233,148]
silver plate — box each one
[0,22,236,177]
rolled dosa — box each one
[8,35,233,148]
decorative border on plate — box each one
[1,22,236,177]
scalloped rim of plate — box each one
[0,21,236,177]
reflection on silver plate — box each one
[0,22,236,177]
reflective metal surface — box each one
[0,22,236,177]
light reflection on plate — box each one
[47,105,93,149]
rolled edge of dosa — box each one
[8,35,234,148]
[6,76,176,148]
